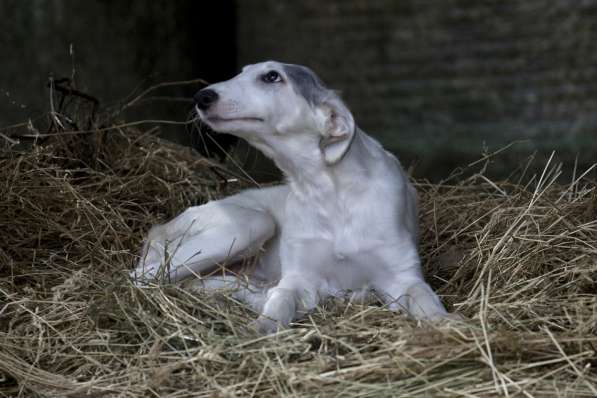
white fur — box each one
[132,61,456,333]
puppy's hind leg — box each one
[132,188,283,284]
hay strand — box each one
[0,104,596,396]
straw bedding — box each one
[0,115,596,397]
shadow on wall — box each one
[237,0,597,181]
[2,1,596,181]
[0,0,237,154]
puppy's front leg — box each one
[250,276,319,334]
[382,277,450,321]
[375,241,458,322]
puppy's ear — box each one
[319,95,355,165]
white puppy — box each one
[132,61,456,333]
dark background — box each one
[1,0,596,181]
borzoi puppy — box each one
[132,61,457,333]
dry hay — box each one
[0,113,596,397]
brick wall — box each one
[238,0,597,178]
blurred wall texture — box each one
[0,0,235,146]
[238,0,597,178]
[1,0,596,180]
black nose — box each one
[193,89,219,110]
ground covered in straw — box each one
[1,118,596,397]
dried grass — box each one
[0,105,596,397]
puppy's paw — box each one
[248,317,282,335]
[422,311,465,326]
[129,271,149,287]
[445,312,465,321]
[129,270,162,287]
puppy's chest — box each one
[283,195,387,262]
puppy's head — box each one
[194,61,355,165]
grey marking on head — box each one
[282,63,329,106]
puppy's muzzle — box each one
[194,89,219,111]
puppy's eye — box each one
[262,70,282,83]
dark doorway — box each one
[187,0,239,160]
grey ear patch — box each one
[282,63,328,106]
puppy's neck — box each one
[275,129,374,200]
